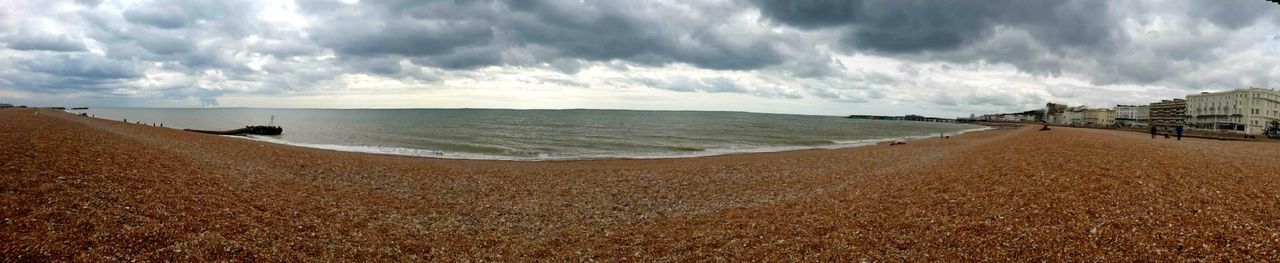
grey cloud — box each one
[806,87,871,103]
[132,32,195,55]
[535,77,587,87]
[800,75,891,103]
[1191,0,1280,29]
[21,54,142,80]
[635,76,803,99]
[249,38,323,59]
[0,54,144,95]
[964,94,1017,106]
[930,93,958,106]
[340,57,403,76]
[549,59,583,74]
[751,0,863,29]
[313,19,493,57]
[123,4,189,29]
[755,0,1118,54]
[199,97,219,106]
[75,0,102,6]
[4,33,88,52]
[118,0,261,37]
[304,0,787,71]
[751,0,1280,92]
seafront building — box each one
[1113,105,1144,126]
[1136,105,1150,125]
[1083,108,1116,126]
[1149,99,1186,129]
[1185,88,1280,135]
[1045,103,1068,123]
[1056,106,1088,125]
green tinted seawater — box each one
[79,108,984,160]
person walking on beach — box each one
[1150,126,1157,139]
[1176,125,1184,141]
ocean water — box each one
[75,108,986,160]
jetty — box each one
[184,125,283,136]
[185,115,283,136]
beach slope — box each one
[3,108,1280,261]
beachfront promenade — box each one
[4,108,1280,261]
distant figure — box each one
[1040,123,1051,131]
[1175,125,1184,141]
[1150,126,1157,139]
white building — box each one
[1114,105,1142,126]
[1185,87,1280,135]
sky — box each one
[1,0,1279,117]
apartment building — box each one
[1135,105,1150,125]
[1149,99,1186,129]
[1185,87,1280,135]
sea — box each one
[74,108,987,160]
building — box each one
[1185,87,1280,135]
[1149,99,1186,129]
[1045,103,1068,124]
[1114,105,1141,126]
[0,103,12,108]
[1135,105,1150,125]
[1055,106,1088,125]
[1083,108,1116,126]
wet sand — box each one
[4,108,1280,261]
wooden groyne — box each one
[185,125,283,136]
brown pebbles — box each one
[3,108,1280,261]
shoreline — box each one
[232,125,995,161]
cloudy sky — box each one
[2,0,1279,116]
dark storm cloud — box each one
[312,18,493,57]
[751,0,863,29]
[1191,0,1280,29]
[3,33,87,52]
[752,0,1117,54]
[304,0,787,71]
[751,0,1280,94]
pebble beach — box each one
[4,108,1280,261]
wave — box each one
[230,126,994,161]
